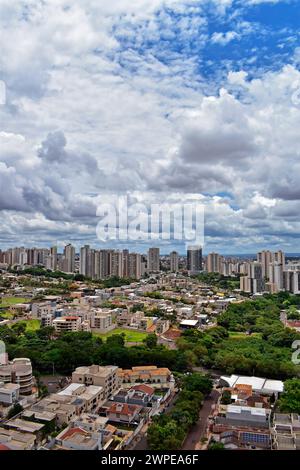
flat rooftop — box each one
[220,375,284,393]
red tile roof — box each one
[0,444,11,451]
[61,427,88,440]
[131,384,155,395]
[108,403,140,416]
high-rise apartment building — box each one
[187,246,202,275]
[207,252,222,273]
[257,250,285,281]
[257,251,273,278]
[283,269,300,294]
[240,261,265,293]
[50,246,57,271]
[273,250,285,266]
[64,244,75,273]
[147,248,160,273]
[122,249,129,278]
[250,261,264,293]
[111,251,123,277]
[128,253,142,279]
[170,251,179,273]
[80,245,95,278]
[269,262,283,290]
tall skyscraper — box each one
[273,250,285,266]
[207,252,222,273]
[128,253,142,279]
[147,248,160,273]
[170,251,179,273]
[99,250,113,279]
[283,268,300,294]
[240,275,251,293]
[80,245,95,278]
[64,244,75,273]
[240,261,264,293]
[257,250,272,278]
[187,246,202,275]
[19,249,28,266]
[122,249,129,278]
[50,246,57,271]
[250,261,264,293]
[111,251,123,277]
[269,262,284,290]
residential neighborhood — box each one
[0,246,300,451]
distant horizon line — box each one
[1,245,300,259]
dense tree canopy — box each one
[147,373,212,450]
[278,378,300,414]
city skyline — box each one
[1,1,300,253]
[2,242,300,257]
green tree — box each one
[221,390,232,405]
[11,322,26,336]
[7,403,23,419]
[279,378,300,414]
[183,373,213,396]
[143,333,158,349]
[208,441,225,451]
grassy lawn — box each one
[0,297,31,308]
[228,331,262,339]
[94,328,148,343]
[24,319,41,331]
[0,311,14,320]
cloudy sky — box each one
[1,0,300,254]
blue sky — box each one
[1,0,300,254]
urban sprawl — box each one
[0,245,299,451]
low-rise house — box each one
[4,418,45,443]
[117,366,172,386]
[217,428,271,450]
[285,320,300,332]
[9,303,30,316]
[0,382,20,406]
[106,403,142,424]
[215,404,271,429]
[72,413,108,432]
[0,429,36,450]
[111,384,155,407]
[22,409,56,435]
[176,307,194,318]
[179,319,199,330]
[272,413,300,450]
[55,426,101,450]
[31,396,78,427]
[56,383,105,412]
[227,385,271,409]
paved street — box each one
[131,390,179,450]
[132,388,220,451]
[182,389,220,450]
